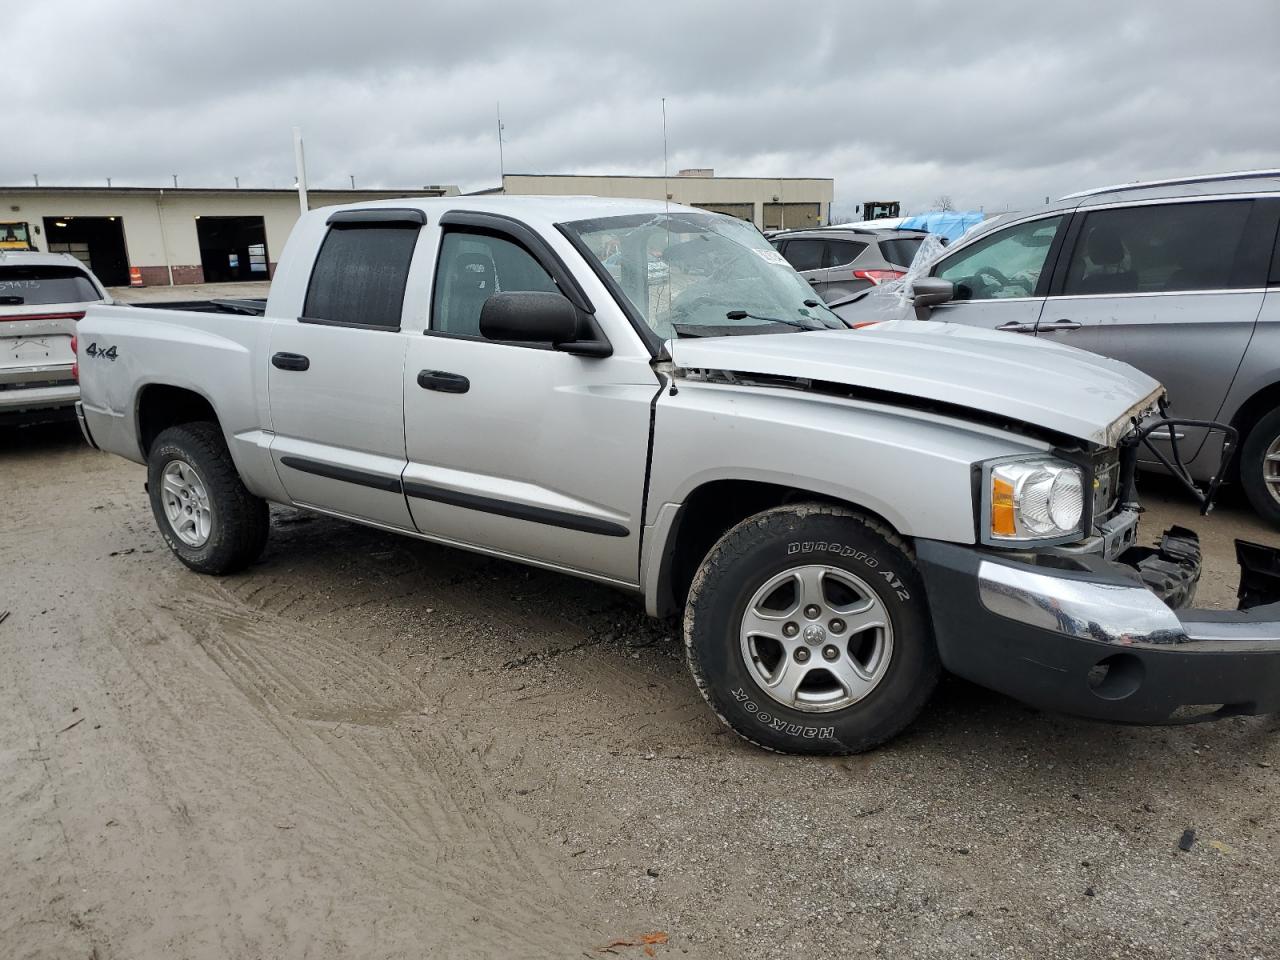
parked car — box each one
[835,171,1280,525]
[75,197,1280,755]
[0,251,108,424]
[771,227,930,303]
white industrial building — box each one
[487,171,834,231]
[0,185,458,287]
[1,170,833,288]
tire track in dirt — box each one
[105,574,612,955]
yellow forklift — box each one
[0,221,35,250]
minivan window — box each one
[302,224,419,329]
[935,216,1063,300]
[0,265,100,305]
[1061,200,1255,296]
[432,232,558,337]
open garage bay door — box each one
[43,216,130,286]
[196,216,270,283]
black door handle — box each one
[417,370,470,394]
[272,352,310,371]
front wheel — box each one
[684,503,940,755]
[146,422,269,574]
[1240,407,1280,527]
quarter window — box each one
[1061,200,1256,296]
[432,232,558,337]
[303,224,419,329]
[936,216,1063,300]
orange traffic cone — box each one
[129,267,143,287]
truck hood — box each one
[666,319,1162,447]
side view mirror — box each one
[478,291,613,358]
[479,291,579,345]
[910,277,955,309]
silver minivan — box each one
[837,171,1280,525]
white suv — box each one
[0,251,108,424]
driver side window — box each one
[935,215,1063,301]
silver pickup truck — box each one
[74,197,1280,755]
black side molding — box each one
[327,208,428,227]
[402,480,629,537]
[279,456,402,493]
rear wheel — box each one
[146,422,269,574]
[1240,407,1280,527]
[684,503,940,755]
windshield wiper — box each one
[725,309,820,330]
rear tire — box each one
[684,503,940,755]
[146,422,269,574]
[1240,407,1280,527]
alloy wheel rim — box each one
[161,459,213,547]
[1265,436,1280,508]
[739,564,894,713]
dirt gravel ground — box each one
[3,421,1280,959]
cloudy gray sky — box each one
[8,0,1279,217]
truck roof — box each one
[315,194,697,226]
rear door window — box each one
[0,265,100,305]
[935,216,1064,300]
[1061,200,1258,296]
[826,240,867,267]
[879,237,924,268]
[779,239,827,272]
[303,224,419,330]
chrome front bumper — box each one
[917,533,1280,723]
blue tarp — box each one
[898,211,985,242]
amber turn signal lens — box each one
[991,476,1016,537]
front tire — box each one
[1240,407,1280,527]
[146,422,269,574]
[684,503,940,755]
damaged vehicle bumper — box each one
[916,531,1280,723]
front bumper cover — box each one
[917,530,1280,724]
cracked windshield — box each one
[563,211,847,339]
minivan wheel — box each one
[146,422,269,574]
[1240,407,1280,527]
[684,503,940,755]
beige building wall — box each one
[0,186,457,285]
[500,174,834,229]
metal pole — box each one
[496,102,505,187]
[106,177,112,188]
[235,176,240,188]
[32,173,39,187]
[349,174,355,189]
[155,191,174,286]
[172,174,178,188]
[292,127,309,214]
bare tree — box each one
[932,194,955,212]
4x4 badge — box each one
[85,342,118,361]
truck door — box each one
[928,213,1067,333]
[1037,198,1277,466]
[400,214,657,585]
[267,210,426,529]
